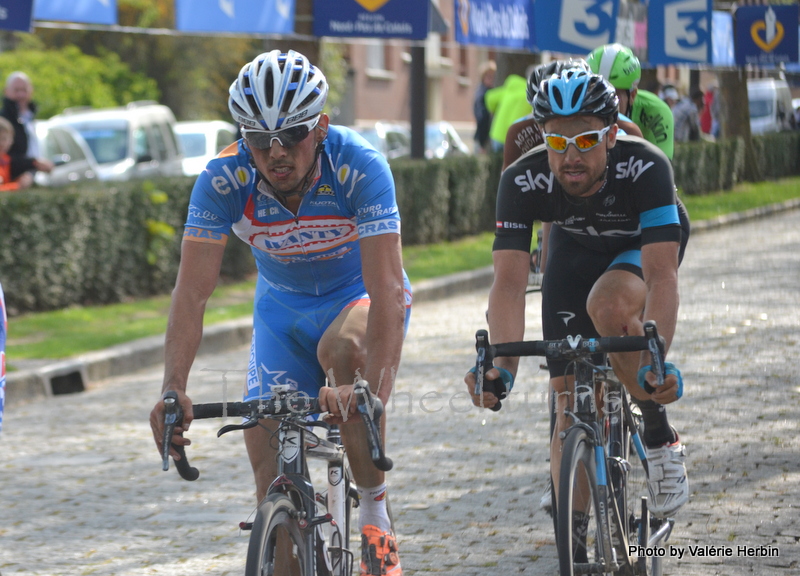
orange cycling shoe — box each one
[360,524,402,575]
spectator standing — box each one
[0,117,34,192]
[473,60,496,154]
[672,89,704,143]
[485,71,532,152]
[1,72,53,180]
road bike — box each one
[161,382,392,576]
[473,321,676,576]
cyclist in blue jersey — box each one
[465,69,689,520]
[150,50,406,576]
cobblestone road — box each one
[1,211,799,575]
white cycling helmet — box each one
[228,50,328,131]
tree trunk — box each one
[717,68,761,182]
[288,0,320,65]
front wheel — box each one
[245,493,311,576]
[557,427,607,576]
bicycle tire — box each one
[245,493,312,576]
[557,427,606,576]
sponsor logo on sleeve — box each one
[212,164,253,195]
[357,218,401,238]
[183,226,227,245]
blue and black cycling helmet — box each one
[526,59,590,106]
[532,68,618,125]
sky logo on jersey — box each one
[514,169,555,193]
[211,164,252,195]
[615,157,655,182]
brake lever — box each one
[161,391,199,481]
[643,320,666,393]
[354,382,393,472]
[217,418,259,437]
[162,392,181,471]
[474,329,502,411]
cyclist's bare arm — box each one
[466,249,529,407]
[360,232,406,403]
[149,236,227,459]
[639,240,681,403]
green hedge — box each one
[1,132,796,315]
[672,131,800,195]
[0,178,254,315]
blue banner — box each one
[648,0,712,65]
[533,0,620,55]
[1,0,34,31]
[176,0,295,34]
[314,0,428,40]
[34,0,117,25]
[454,0,534,50]
[734,5,799,66]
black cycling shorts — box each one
[541,220,689,380]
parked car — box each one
[174,120,238,176]
[425,121,471,159]
[353,120,472,161]
[34,120,99,187]
[353,121,411,161]
[47,101,184,181]
[748,79,794,134]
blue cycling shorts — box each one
[244,275,412,401]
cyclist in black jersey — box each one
[465,68,689,518]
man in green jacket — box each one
[485,72,531,152]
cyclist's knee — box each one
[318,335,366,377]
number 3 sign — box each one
[648,0,712,64]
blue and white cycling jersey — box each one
[185,125,403,296]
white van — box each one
[748,79,794,135]
[48,101,184,181]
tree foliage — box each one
[0,38,159,119]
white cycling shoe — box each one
[645,435,689,518]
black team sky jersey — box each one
[494,135,687,256]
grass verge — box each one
[5,176,800,364]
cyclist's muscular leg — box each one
[317,304,385,490]
[587,269,649,401]
[244,420,281,503]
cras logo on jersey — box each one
[316,184,335,196]
[211,164,253,195]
